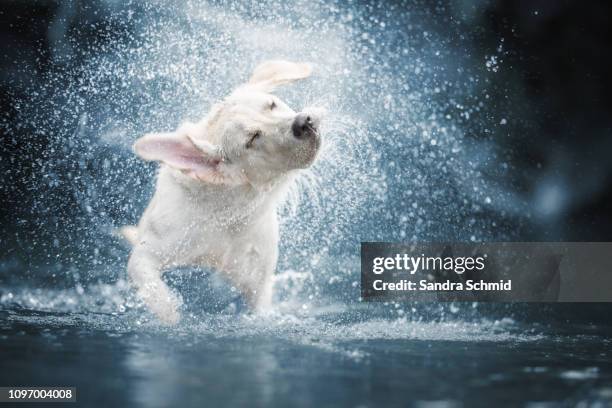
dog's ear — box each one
[133,132,240,185]
[248,60,312,92]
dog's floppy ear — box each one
[248,60,312,92]
[133,132,240,185]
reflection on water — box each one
[1,306,612,407]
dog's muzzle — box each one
[292,113,318,139]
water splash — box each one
[1,282,546,363]
[4,0,528,327]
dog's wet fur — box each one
[122,61,324,324]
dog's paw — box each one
[148,298,181,325]
[156,307,181,326]
[137,287,182,326]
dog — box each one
[120,60,324,324]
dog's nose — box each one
[292,113,317,139]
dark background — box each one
[2,4,612,405]
[1,0,611,287]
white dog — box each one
[121,60,324,324]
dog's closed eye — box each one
[246,131,262,148]
[269,101,276,110]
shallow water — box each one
[2,295,612,407]
[2,274,612,407]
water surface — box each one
[2,298,611,407]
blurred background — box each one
[1,3,612,406]
[0,0,611,292]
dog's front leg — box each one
[127,248,181,325]
[246,264,274,312]
[222,245,276,313]
[241,266,275,313]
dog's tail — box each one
[117,225,139,246]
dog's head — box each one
[134,60,324,186]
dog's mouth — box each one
[296,131,321,168]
